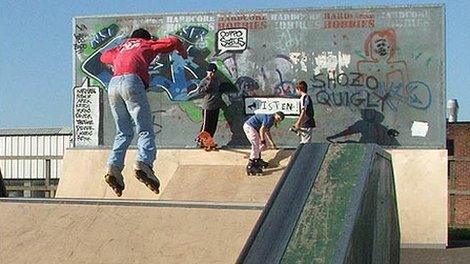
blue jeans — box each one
[107,74,156,167]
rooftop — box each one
[0,127,72,136]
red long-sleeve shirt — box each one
[100,36,187,87]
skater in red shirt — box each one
[101,28,188,197]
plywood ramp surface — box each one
[0,202,261,264]
[57,149,293,203]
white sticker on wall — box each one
[411,121,429,137]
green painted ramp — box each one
[238,143,400,264]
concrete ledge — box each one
[387,149,448,247]
[0,197,265,210]
[401,244,447,249]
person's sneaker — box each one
[104,165,125,197]
[134,161,160,195]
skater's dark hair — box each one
[275,111,285,120]
[207,63,218,72]
[131,28,152,40]
[296,81,308,93]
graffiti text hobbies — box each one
[311,71,380,108]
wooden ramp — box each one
[1,148,294,264]
[56,148,292,203]
[0,199,262,264]
[0,144,400,264]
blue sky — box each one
[0,0,468,128]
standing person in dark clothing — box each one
[293,81,316,144]
[196,63,226,147]
[100,28,188,197]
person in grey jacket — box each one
[197,63,226,141]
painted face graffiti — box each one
[373,38,390,57]
[353,28,432,112]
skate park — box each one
[1,143,401,263]
[0,4,451,264]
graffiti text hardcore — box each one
[323,12,375,29]
[217,14,267,30]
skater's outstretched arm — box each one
[150,36,188,59]
[100,46,120,65]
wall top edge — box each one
[73,4,445,20]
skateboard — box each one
[196,131,219,151]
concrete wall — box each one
[388,149,448,248]
[73,5,445,148]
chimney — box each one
[447,99,459,123]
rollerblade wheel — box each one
[135,170,160,195]
[104,174,124,197]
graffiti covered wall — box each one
[73,5,445,148]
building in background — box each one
[447,121,470,228]
[0,167,6,197]
[0,127,72,197]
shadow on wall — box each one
[326,109,400,146]
[222,99,250,147]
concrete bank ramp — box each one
[0,144,399,264]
